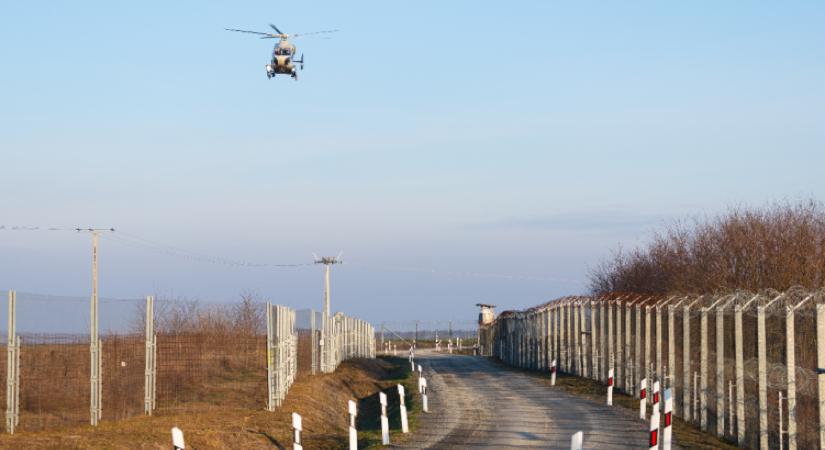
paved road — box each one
[398,351,658,449]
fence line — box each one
[480,289,825,450]
[2,291,376,433]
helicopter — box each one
[225,24,338,80]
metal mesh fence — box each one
[485,290,825,450]
[1,291,376,434]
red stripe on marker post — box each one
[649,428,658,447]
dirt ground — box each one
[0,356,416,450]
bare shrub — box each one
[589,199,825,294]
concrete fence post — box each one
[700,305,708,431]
[757,303,768,450]
[592,299,599,381]
[816,303,825,450]
[683,302,692,420]
[645,304,652,395]
[616,298,623,392]
[656,301,663,385]
[626,300,634,393]
[600,299,607,381]
[667,299,680,416]
[636,303,643,398]
[579,300,590,377]
[573,302,581,375]
[608,300,614,382]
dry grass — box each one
[0,356,414,449]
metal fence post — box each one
[6,290,19,434]
[144,295,155,416]
[615,298,622,391]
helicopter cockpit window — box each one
[274,47,292,56]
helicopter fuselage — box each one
[266,39,301,79]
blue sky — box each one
[1,1,824,329]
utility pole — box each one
[76,227,114,426]
[315,255,341,372]
[314,255,342,317]
[415,321,419,347]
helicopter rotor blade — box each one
[291,29,340,38]
[225,28,276,37]
[269,23,284,34]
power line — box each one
[108,231,312,268]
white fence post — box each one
[421,378,429,413]
[663,388,673,450]
[380,392,390,445]
[398,384,409,433]
[649,405,660,450]
[640,377,648,420]
[607,368,614,406]
[571,431,583,450]
[292,412,303,450]
[608,300,614,382]
[551,359,557,386]
[349,399,358,450]
[172,426,186,450]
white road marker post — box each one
[607,368,614,406]
[171,427,185,450]
[551,359,557,386]
[398,384,409,433]
[663,388,673,450]
[649,409,660,450]
[379,392,390,445]
[652,380,661,415]
[292,412,303,450]
[348,400,358,450]
[421,377,429,412]
[417,364,423,390]
[640,378,648,420]
[571,430,583,450]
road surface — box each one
[398,351,660,449]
